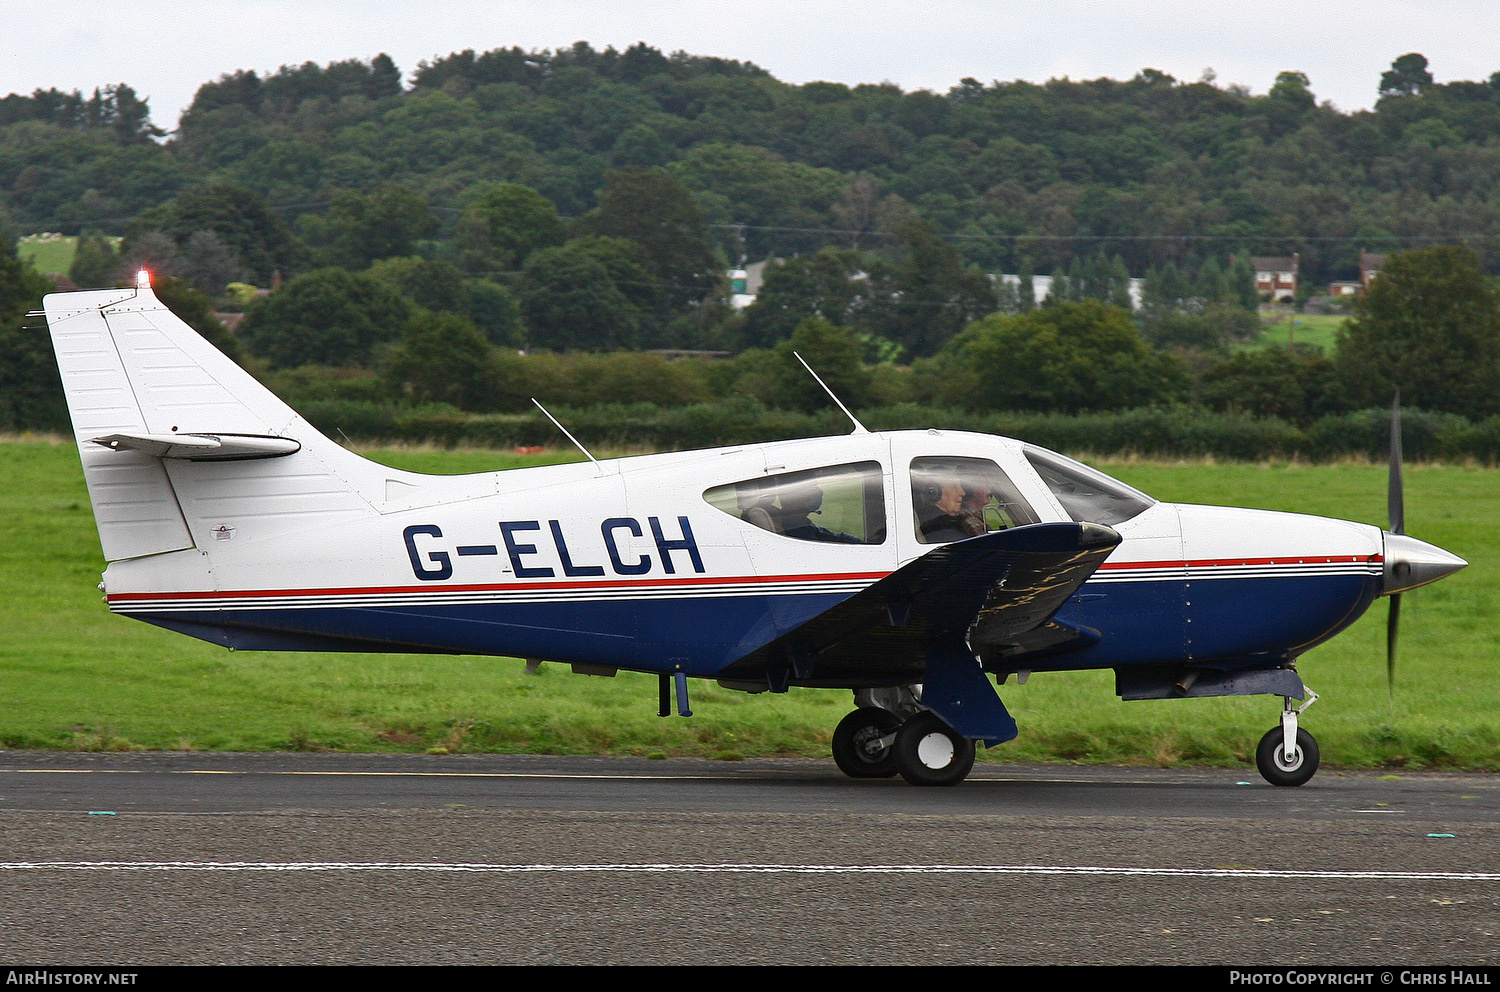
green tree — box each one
[368,255,469,312]
[765,317,873,413]
[366,54,403,100]
[1380,53,1433,98]
[1200,348,1335,424]
[323,185,439,269]
[0,244,64,431]
[466,279,524,346]
[610,124,669,168]
[238,268,413,368]
[1335,245,1500,418]
[517,238,654,350]
[177,230,246,296]
[586,166,718,311]
[740,247,866,349]
[68,232,120,288]
[1227,256,1259,310]
[130,181,298,284]
[866,218,996,358]
[931,300,1186,413]
[455,183,566,274]
[1138,300,1258,352]
[382,311,500,410]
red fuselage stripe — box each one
[106,571,893,603]
[105,554,1383,604]
[1097,554,1381,570]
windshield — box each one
[1023,446,1154,526]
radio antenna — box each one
[532,399,601,470]
[793,351,869,435]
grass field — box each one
[2,438,1495,771]
[1252,312,1347,352]
[17,234,77,276]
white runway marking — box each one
[2,862,1498,881]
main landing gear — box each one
[832,688,977,787]
[1254,688,1321,787]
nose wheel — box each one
[1254,690,1321,787]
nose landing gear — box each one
[1255,688,1321,787]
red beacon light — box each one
[136,269,151,289]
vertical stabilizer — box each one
[45,284,193,561]
[43,277,380,562]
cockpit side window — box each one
[704,461,887,545]
[910,456,1039,544]
[1023,446,1154,526]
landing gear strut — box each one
[1255,689,1321,787]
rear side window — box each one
[1023,446,1154,526]
[704,461,887,545]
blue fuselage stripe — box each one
[120,572,1383,678]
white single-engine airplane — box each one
[42,274,1467,786]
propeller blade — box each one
[1387,391,1404,698]
[1386,591,1401,699]
[1388,391,1404,537]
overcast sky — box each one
[5,1,1499,129]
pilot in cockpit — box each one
[914,475,975,543]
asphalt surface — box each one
[0,751,1496,965]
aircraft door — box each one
[890,435,1045,567]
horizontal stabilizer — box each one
[90,432,301,461]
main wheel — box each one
[832,708,901,778]
[1255,727,1320,787]
[893,712,976,787]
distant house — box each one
[997,273,1145,309]
[727,259,772,310]
[1252,254,1299,303]
[1328,250,1386,299]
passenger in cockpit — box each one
[776,484,863,544]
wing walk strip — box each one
[106,556,1384,613]
[0,862,1496,881]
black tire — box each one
[893,712,976,787]
[832,708,902,778]
[1255,727,1320,787]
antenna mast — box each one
[793,351,869,435]
[532,399,601,470]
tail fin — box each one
[44,274,381,562]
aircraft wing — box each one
[723,521,1121,689]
